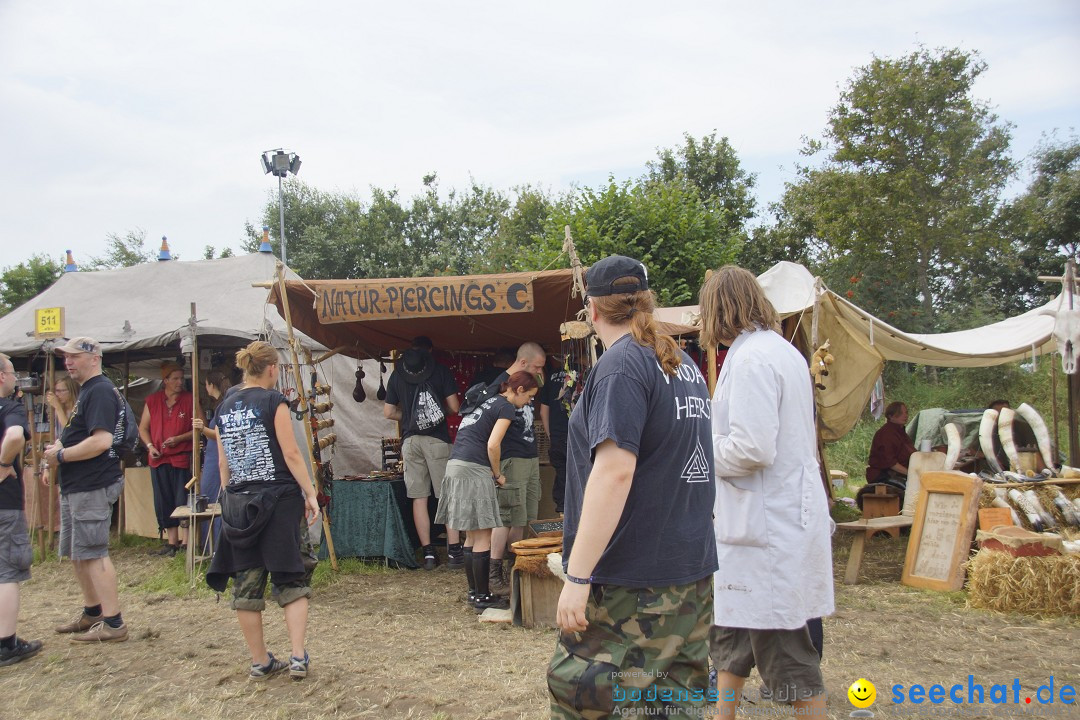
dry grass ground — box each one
[2,535,1078,720]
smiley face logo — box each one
[848,678,876,708]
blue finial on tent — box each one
[158,236,172,261]
[64,249,79,272]
[258,225,273,253]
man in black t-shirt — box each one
[383,338,461,569]
[43,337,128,643]
[0,352,41,667]
[538,359,568,514]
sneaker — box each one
[0,638,43,667]
[249,652,287,679]
[71,621,129,643]
[473,593,509,612]
[55,612,101,634]
[289,651,310,680]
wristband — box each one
[565,573,592,585]
[57,448,65,464]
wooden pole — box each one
[1051,356,1060,464]
[117,353,129,538]
[45,350,57,550]
[186,303,202,580]
[276,262,338,570]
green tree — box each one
[0,254,64,316]
[550,175,742,305]
[648,131,756,238]
[772,47,1015,330]
[986,135,1080,312]
[86,228,155,269]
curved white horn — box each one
[979,409,1003,474]
[1015,403,1056,473]
[997,408,1022,473]
[943,422,961,470]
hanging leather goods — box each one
[376,360,387,401]
[352,365,366,403]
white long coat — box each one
[711,328,834,630]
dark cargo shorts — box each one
[0,509,32,583]
[709,624,825,703]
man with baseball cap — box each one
[43,337,128,642]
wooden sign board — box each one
[902,471,983,591]
[315,275,534,323]
[34,307,65,339]
[978,507,1014,531]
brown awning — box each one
[269,269,586,357]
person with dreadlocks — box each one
[547,255,717,718]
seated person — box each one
[861,401,916,508]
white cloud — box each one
[1,0,1077,265]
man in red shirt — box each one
[865,401,916,486]
[138,363,194,555]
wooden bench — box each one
[836,515,913,585]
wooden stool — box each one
[836,515,913,585]
[861,485,902,536]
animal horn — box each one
[997,408,1023,473]
[943,423,962,471]
[978,409,1003,475]
[1015,403,1056,473]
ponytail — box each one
[592,290,681,376]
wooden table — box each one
[836,515,913,585]
[170,503,221,581]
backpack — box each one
[458,381,497,417]
[110,387,140,453]
[408,381,447,433]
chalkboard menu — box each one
[902,471,982,591]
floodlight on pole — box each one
[261,148,301,267]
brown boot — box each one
[488,559,510,597]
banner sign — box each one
[315,275,534,323]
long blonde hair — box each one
[698,265,779,348]
[591,282,682,376]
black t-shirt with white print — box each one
[562,334,718,588]
[539,366,569,441]
[0,394,30,510]
[450,395,516,467]
[59,374,124,495]
[216,387,294,486]
[485,370,538,460]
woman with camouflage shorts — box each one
[548,256,718,718]
[205,341,320,681]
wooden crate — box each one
[511,567,561,629]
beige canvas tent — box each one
[0,253,395,535]
[656,261,1058,441]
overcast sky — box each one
[1,1,1077,268]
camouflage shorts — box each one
[547,577,714,719]
[231,521,317,611]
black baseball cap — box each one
[585,255,649,297]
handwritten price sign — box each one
[34,307,65,339]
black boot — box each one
[472,550,508,612]
[422,544,437,570]
[463,548,476,604]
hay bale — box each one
[966,548,1080,616]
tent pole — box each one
[1051,355,1060,465]
[186,302,202,581]
[276,262,338,570]
[45,348,57,552]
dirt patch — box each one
[3,536,1078,719]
